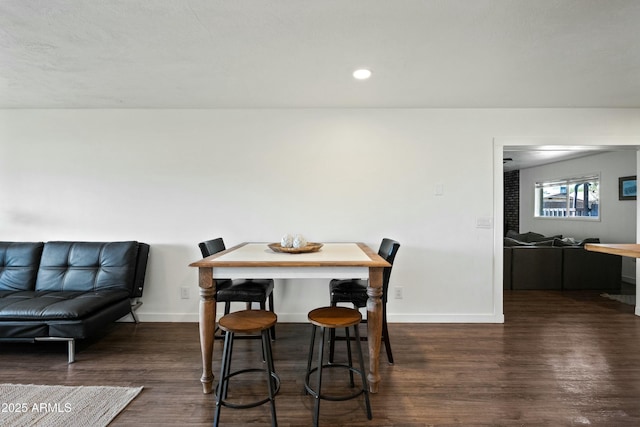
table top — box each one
[584,243,640,258]
[189,242,391,268]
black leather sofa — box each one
[0,241,149,362]
[503,232,621,291]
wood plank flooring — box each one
[1,290,640,426]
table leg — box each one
[198,267,216,394]
[366,267,383,393]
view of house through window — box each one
[534,174,600,219]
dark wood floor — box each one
[2,291,640,426]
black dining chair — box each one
[328,238,400,364]
[199,238,276,340]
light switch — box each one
[476,217,493,229]
[435,183,444,196]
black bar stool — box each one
[304,306,372,427]
[214,310,279,427]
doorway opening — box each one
[493,140,640,319]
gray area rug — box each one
[601,293,636,305]
[0,383,143,427]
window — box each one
[534,174,600,219]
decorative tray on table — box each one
[268,242,324,254]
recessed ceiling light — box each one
[353,69,372,80]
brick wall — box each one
[504,170,519,234]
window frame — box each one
[534,173,601,221]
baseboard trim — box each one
[622,275,636,285]
[136,312,505,323]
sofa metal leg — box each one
[130,308,140,323]
[68,339,75,363]
[130,298,143,323]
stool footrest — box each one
[304,364,365,402]
[217,368,280,409]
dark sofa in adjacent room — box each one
[0,240,149,362]
[503,231,622,291]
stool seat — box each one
[308,306,362,328]
[219,310,277,334]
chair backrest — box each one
[198,238,235,289]
[199,238,226,258]
[378,238,400,302]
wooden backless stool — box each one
[214,310,279,427]
[305,306,372,426]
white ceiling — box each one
[1,0,640,109]
[502,149,605,172]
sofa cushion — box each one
[504,237,531,247]
[35,242,138,293]
[524,232,552,242]
[0,242,44,292]
[577,237,600,246]
[552,238,577,247]
[506,231,561,243]
[0,290,130,320]
[552,237,601,247]
[506,230,538,242]
[530,239,555,246]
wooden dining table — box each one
[585,243,640,258]
[189,242,391,394]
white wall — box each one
[519,150,637,241]
[519,151,637,282]
[2,109,640,322]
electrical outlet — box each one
[180,287,190,299]
[394,287,403,299]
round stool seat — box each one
[308,306,361,329]
[219,310,277,334]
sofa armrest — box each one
[503,247,512,290]
[132,243,150,298]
